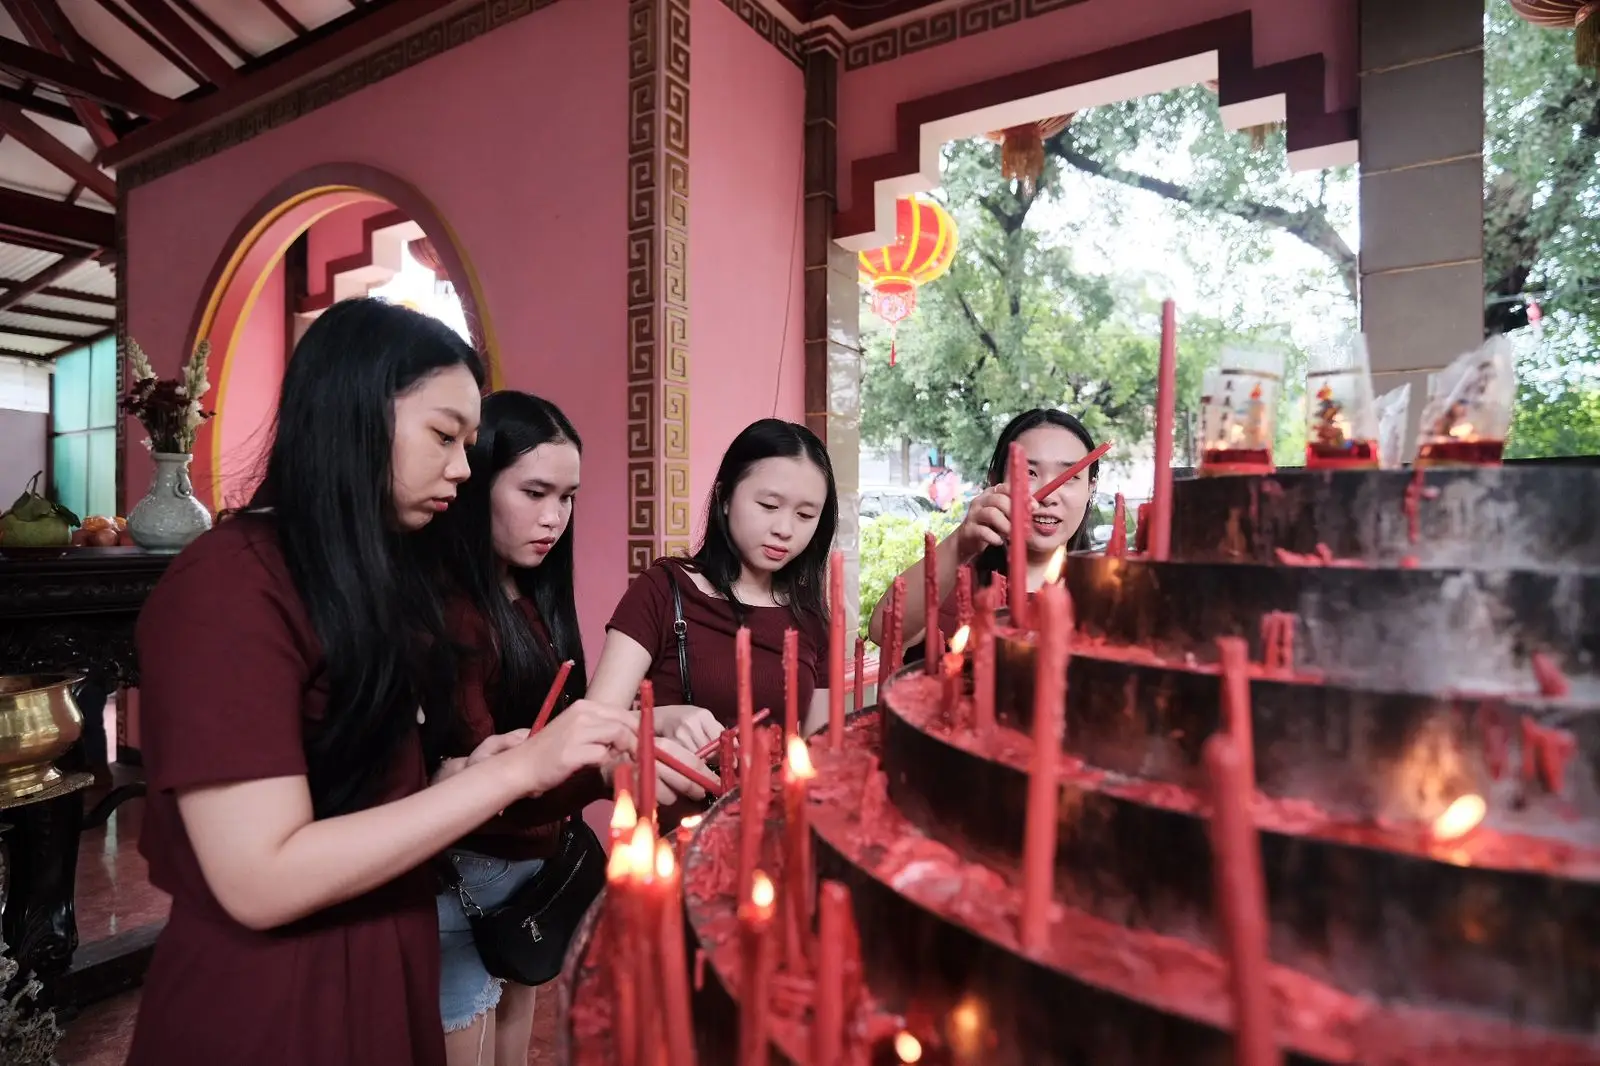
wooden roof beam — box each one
[0,37,175,117]
[0,282,115,306]
[121,0,239,86]
[0,186,115,248]
[0,98,117,202]
[0,256,89,314]
[3,0,119,148]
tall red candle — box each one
[1150,299,1178,562]
[1216,636,1256,793]
[955,564,974,629]
[829,551,846,749]
[606,846,639,1066]
[854,637,866,713]
[1135,503,1151,554]
[781,736,816,972]
[812,881,851,1065]
[739,871,777,1066]
[924,531,942,676]
[943,626,969,722]
[638,680,658,827]
[736,627,753,765]
[654,840,698,1066]
[886,576,906,676]
[737,727,772,907]
[1019,583,1069,950]
[972,583,997,738]
[531,659,575,733]
[1107,493,1128,557]
[719,731,738,795]
[1006,441,1030,629]
[628,823,661,1066]
[1203,734,1280,1066]
[783,627,800,741]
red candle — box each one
[531,659,575,733]
[812,881,851,1065]
[638,680,658,827]
[1006,441,1030,630]
[972,583,997,738]
[1216,636,1256,793]
[886,576,906,676]
[629,823,662,1066]
[736,626,754,763]
[854,636,866,712]
[737,727,772,908]
[1019,582,1069,950]
[675,813,703,852]
[719,731,738,795]
[1135,503,1151,554]
[610,781,638,853]
[1032,439,1114,502]
[943,626,970,722]
[829,551,846,749]
[1203,734,1280,1066]
[739,871,777,1066]
[653,839,698,1066]
[1149,299,1178,562]
[955,564,974,629]
[783,627,800,742]
[606,845,639,1066]
[924,531,942,676]
[781,736,816,973]
[1107,493,1127,557]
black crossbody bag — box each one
[661,564,695,703]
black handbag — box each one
[445,817,607,986]
[661,564,695,703]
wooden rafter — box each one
[0,322,94,343]
[0,186,115,248]
[90,0,206,86]
[0,256,89,314]
[0,304,112,327]
[0,98,117,201]
[3,0,118,149]
[0,283,115,306]
[121,0,239,86]
[0,36,175,116]
[0,82,77,124]
[256,0,307,36]
[169,0,253,64]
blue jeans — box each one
[435,849,546,1031]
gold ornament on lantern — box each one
[1509,0,1600,68]
[984,115,1072,191]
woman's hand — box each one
[956,483,1028,560]
[655,704,724,754]
[468,728,530,766]
[503,700,637,796]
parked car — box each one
[860,487,944,522]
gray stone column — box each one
[1358,0,1485,458]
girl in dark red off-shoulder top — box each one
[125,301,638,1066]
[424,392,708,1065]
[591,419,839,756]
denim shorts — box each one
[436,849,546,1031]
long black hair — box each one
[429,391,588,745]
[977,408,1100,573]
[245,297,485,817]
[687,418,837,625]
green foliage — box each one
[857,503,963,643]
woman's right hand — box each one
[505,699,637,796]
[655,703,724,754]
[956,484,1027,560]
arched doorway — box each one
[187,164,499,511]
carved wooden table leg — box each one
[0,773,93,1006]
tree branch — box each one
[952,285,1001,385]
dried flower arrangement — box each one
[119,337,214,455]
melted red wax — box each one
[889,674,1600,882]
[1531,652,1571,699]
[1520,715,1577,797]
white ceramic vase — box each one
[127,452,212,554]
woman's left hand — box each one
[654,704,724,754]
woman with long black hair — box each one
[126,300,636,1066]
[866,408,1101,663]
[588,418,839,756]
[424,391,707,1065]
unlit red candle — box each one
[924,531,942,676]
[736,627,754,763]
[887,576,907,676]
[718,731,738,795]
[829,550,846,749]
[637,680,658,827]
[854,637,866,713]
[1019,582,1069,950]
[813,881,851,1065]
[1007,442,1030,630]
[972,584,997,738]
[1108,494,1127,557]
[1032,439,1113,502]
[1216,636,1256,793]
[1149,299,1178,562]
[653,840,698,1066]
[955,564,974,629]
[737,727,772,910]
[530,659,575,733]
[739,871,777,1066]
[783,627,800,741]
[1203,734,1280,1066]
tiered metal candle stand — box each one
[560,464,1600,1065]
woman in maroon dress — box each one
[590,419,838,754]
[426,391,708,1064]
[126,300,637,1066]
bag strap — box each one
[661,564,695,705]
[442,854,485,918]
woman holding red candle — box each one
[591,419,839,754]
[866,410,1100,658]
[426,392,708,1065]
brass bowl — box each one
[0,674,85,800]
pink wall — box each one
[836,0,1358,215]
[124,1,630,655]
[688,0,806,537]
[216,259,285,508]
[306,200,392,300]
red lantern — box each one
[857,195,959,366]
[1509,0,1600,66]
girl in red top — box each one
[425,391,708,1064]
[591,419,838,755]
[126,300,637,1066]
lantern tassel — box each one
[889,332,898,367]
[1578,3,1600,68]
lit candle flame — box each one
[611,789,637,832]
[1043,546,1066,584]
[947,996,986,1057]
[655,838,675,879]
[894,1031,923,1063]
[949,625,970,654]
[606,843,631,883]
[750,870,775,911]
[1448,422,1476,440]
[786,735,816,780]
[679,813,703,833]
[1433,793,1486,841]
[629,821,657,879]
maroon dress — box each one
[606,558,828,727]
[126,519,445,1066]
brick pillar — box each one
[803,30,863,636]
[1358,0,1485,458]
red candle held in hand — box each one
[854,637,866,713]
[1019,583,1069,951]
[739,871,777,1066]
[956,564,974,629]
[531,659,574,733]
[1203,734,1280,1066]
[719,731,738,794]
[637,680,658,827]
[1216,636,1256,794]
[610,782,638,853]
[924,531,942,676]
[972,584,997,738]
[1007,442,1031,630]
[829,551,846,749]
[653,840,698,1066]
[1107,493,1128,557]
[781,736,816,973]
[783,628,800,742]
[1150,299,1178,562]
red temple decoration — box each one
[1509,0,1600,67]
[857,195,958,366]
[984,115,1073,190]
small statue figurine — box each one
[1312,382,1347,449]
[1242,382,1267,448]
